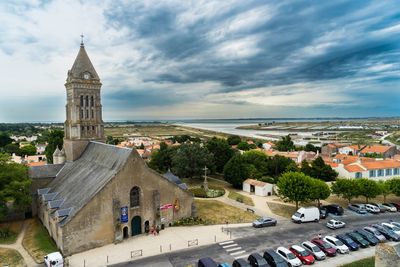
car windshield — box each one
[294,212,301,217]
[312,245,321,252]
[329,220,335,224]
[391,226,400,231]
[322,242,332,249]
[335,240,344,246]
[344,237,353,243]
[257,258,268,265]
[298,250,309,256]
[287,252,296,260]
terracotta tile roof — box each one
[360,145,392,154]
[326,162,338,168]
[243,178,269,187]
[361,160,400,170]
[27,161,46,167]
[344,164,366,172]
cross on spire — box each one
[80,33,84,46]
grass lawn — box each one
[340,257,374,267]
[0,220,23,244]
[183,177,231,189]
[267,202,297,219]
[228,191,254,206]
[0,248,25,267]
[22,219,57,263]
[195,199,258,224]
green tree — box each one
[227,135,241,146]
[223,154,253,188]
[20,144,36,156]
[0,132,12,147]
[389,178,400,197]
[148,142,177,173]
[275,135,295,152]
[357,179,380,203]
[206,137,235,173]
[267,155,297,179]
[236,141,250,151]
[242,150,269,176]
[45,129,64,164]
[302,157,338,181]
[310,179,331,207]
[4,143,20,155]
[331,179,360,203]
[172,143,214,178]
[304,143,319,153]
[378,180,392,202]
[277,172,313,209]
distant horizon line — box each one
[1,116,399,124]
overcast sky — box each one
[0,0,399,122]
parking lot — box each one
[112,210,400,267]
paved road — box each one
[112,211,400,267]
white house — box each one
[333,159,400,180]
[243,179,273,196]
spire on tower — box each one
[80,33,84,46]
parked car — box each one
[319,207,327,219]
[323,236,349,254]
[326,219,346,230]
[336,234,360,251]
[354,229,379,246]
[382,203,397,212]
[365,204,380,214]
[253,217,277,228]
[301,241,326,261]
[198,257,219,267]
[44,252,64,267]
[348,204,367,214]
[248,253,270,267]
[390,221,400,228]
[371,224,400,241]
[370,203,388,213]
[381,223,400,235]
[232,259,251,267]
[311,238,337,257]
[321,204,344,216]
[390,202,400,211]
[263,249,289,267]
[363,226,386,242]
[289,245,315,265]
[276,247,302,267]
[292,207,320,223]
[346,232,369,248]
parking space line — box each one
[230,250,246,256]
[234,254,248,259]
[222,244,237,248]
[219,240,234,245]
[226,247,242,252]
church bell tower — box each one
[63,37,105,161]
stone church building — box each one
[29,41,194,256]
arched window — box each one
[130,187,140,208]
[91,96,94,107]
[80,96,84,106]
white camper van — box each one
[44,252,63,267]
[292,207,320,223]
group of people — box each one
[145,224,160,236]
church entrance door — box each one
[123,226,129,239]
[131,216,142,236]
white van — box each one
[292,207,320,223]
[44,252,63,267]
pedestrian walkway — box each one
[0,222,37,267]
[218,240,247,259]
[67,223,250,267]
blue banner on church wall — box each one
[121,206,128,223]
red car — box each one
[311,238,337,257]
[290,245,315,265]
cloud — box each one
[0,0,399,121]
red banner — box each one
[160,204,173,210]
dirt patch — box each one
[266,202,297,219]
[228,191,254,206]
[0,248,24,267]
[0,220,23,244]
[22,219,57,263]
[195,199,258,224]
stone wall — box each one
[375,242,400,267]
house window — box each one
[130,187,140,208]
[386,169,392,176]
[394,168,399,175]
[369,170,376,177]
[91,96,94,107]
[85,95,89,107]
[80,96,84,106]
[80,109,83,119]
[377,169,384,177]
[91,109,94,119]
[86,109,89,119]
[355,172,362,178]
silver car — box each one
[348,204,367,214]
[364,226,386,242]
[302,241,326,261]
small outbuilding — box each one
[242,179,273,197]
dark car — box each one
[253,217,277,228]
[354,229,379,246]
[390,202,400,211]
[322,204,344,216]
[319,207,327,219]
[346,232,369,248]
[248,253,271,267]
[311,238,337,257]
[232,259,252,267]
[198,257,219,267]
[263,249,289,267]
[372,224,400,241]
[336,234,360,251]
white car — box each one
[301,241,326,261]
[390,221,400,228]
[276,246,302,267]
[381,223,400,235]
[323,235,349,254]
[44,252,64,267]
[365,204,380,213]
[326,219,346,229]
[382,203,397,212]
